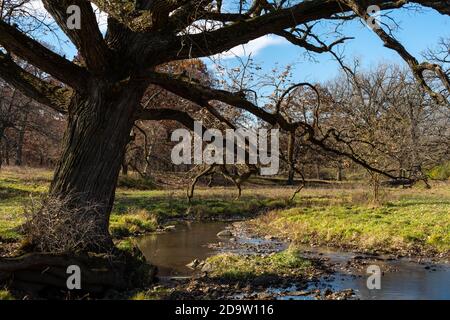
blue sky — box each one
[207,6,449,85]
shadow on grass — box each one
[0,186,30,201]
[385,199,450,208]
[113,195,291,221]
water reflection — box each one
[138,221,229,276]
[326,264,450,300]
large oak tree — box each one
[0,0,448,253]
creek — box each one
[137,221,450,300]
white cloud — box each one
[25,0,45,12]
[216,35,288,60]
[91,4,109,33]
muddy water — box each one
[137,221,230,276]
[137,221,450,300]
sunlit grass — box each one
[204,247,313,280]
[250,186,450,254]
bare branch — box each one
[276,29,353,54]
[145,71,294,129]
[0,52,71,113]
[42,0,111,73]
[343,0,449,105]
[158,0,445,62]
[0,20,88,90]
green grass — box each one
[0,168,50,242]
[114,190,289,220]
[0,195,24,241]
[129,286,172,300]
[0,290,14,300]
[203,247,313,280]
[429,161,450,180]
[110,210,159,238]
[117,175,157,190]
[250,187,450,255]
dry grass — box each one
[24,195,110,253]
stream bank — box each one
[135,221,450,300]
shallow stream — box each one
[137,221,450,300]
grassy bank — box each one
[247,185,450,256]
[126,248,323,300]
[202,247,316,280]
[111,189,288,238]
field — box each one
[0,166,449,258]
[248,186,450,256]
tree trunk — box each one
[4,138,10,166]
[287,132,295,185]
[315,163,320,180]
[121,161,129,176]
[39,82,146,253]
[15,109,29,166]
[336,165,343,181]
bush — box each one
[23,195,109,253]
[428,162,450,180]
[110,210,158,238]
[0,290,14,300]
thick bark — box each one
[41,82,146,253]
[121,161,129,176]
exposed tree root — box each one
[0,251,156,298]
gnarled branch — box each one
[43,0,111,73]
[0,53,71,113]
[343,0,449,105]
[0,20,88,90]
